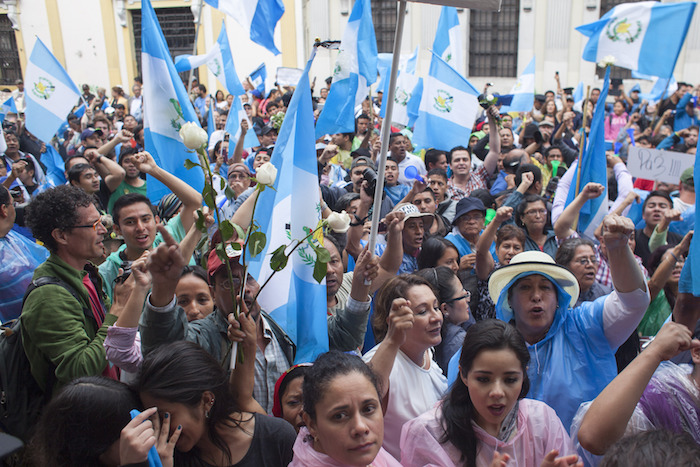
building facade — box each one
[0,0,698,99]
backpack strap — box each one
[22,276,92,321]
[260,311,296,365]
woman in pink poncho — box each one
[289,351,401,467]
[400,320,581,467]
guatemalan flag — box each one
[24,38,81,144]
[175,21,245,97]
[432,6,463,74]
[0,97,17,123]
[315,0,377,137]
[639,75,678,104]
[379,71,422,128]
[576,1,696,79]
[565,66,611,239]
[412,52,480,151]
[247,51,328,363]
[248,63,267,95]
[499,57,535,113]
[223,95,259,156]
[204,0,284,55]
[141,0,204,203]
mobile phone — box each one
[221,134,230,163]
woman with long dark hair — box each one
[401,320,578,467]
[135,341,296,466]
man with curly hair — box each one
[21,185,122,395]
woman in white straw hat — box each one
[488,214,650,431]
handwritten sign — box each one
[276,67,304,87]
[627,146,694,184]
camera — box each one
[362,167,377,197]
[114,259,133,285]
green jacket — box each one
[21,253,117,394]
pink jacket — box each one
[400,399,574,467]
[604,112,628,141]
[288,427,402,467]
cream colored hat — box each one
[488,251,579,308]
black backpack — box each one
[0,277,87,441]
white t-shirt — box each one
[397,153,427,186]
[363,346,447,460]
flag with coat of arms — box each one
[412,51,480,151]
[576,1,696,79]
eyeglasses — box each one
[219,277,242,291]
[572,256,599,266]
[228,173,249,180]
[524,209,548,217]
[461,214,484,222]
[445,291,471,304]
[72,217,105,231]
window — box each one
[131,7,197,82]
[596,0,646,79]
[371,0,397,53]
[0,15,21,86]
[469,0,519,77]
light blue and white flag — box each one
[175,21,245,97]
[72,103,86,118]
[576,1,696,79]
[639,75,678,104]
[247,52,328,363]
[141,0,204,203]
[41,144,67,187]
[379,71,422,127]
[24,38,81,144]
[413,52,479,151]
[207,99,216,140]
[565,66,611,239]
[315,0,377,137]
[0,97,17,123]
[499,57,535,113]
[224,95,259,154]
[432,6,463,73]
[376,48,418,96]
[573,82,584,104]
[248,63,267,95]
[204,0,284,55]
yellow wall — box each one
[44,0,66,66]
[280,0,297,67]
[100,0,122,88]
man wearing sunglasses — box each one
[21,185,123,396]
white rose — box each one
[327,210,351,234]
[486,94,495,102]
[598,55,616,68]
[179,121,208,150]
[255,162,278,186]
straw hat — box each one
[488,251,579,308]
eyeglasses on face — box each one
[72,216,106,231]
[524,209,548,217]
[572,256,599,266]
[445,291,471,304]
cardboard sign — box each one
[627,146,695,184]
[276,67,304,87]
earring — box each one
[205,410,210,418]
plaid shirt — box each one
[448,166,490,201]
[596,246,649,288]
[254,315,293,413]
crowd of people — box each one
[1,68,699,467]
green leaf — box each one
[270,245,288,271]
[230,241,242,250]
[232,222,245,240]
[202,185,216,211]
[184,159,200,170]
[225,186,236,201]
[219,177,226,191]
[315,245,331,264]
[215,243,227,262]
[195,210,207,233]
[220,220,234,241]
[313,260,327,284]
[248,231,267,257]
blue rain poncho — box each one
[496,271,617,431]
